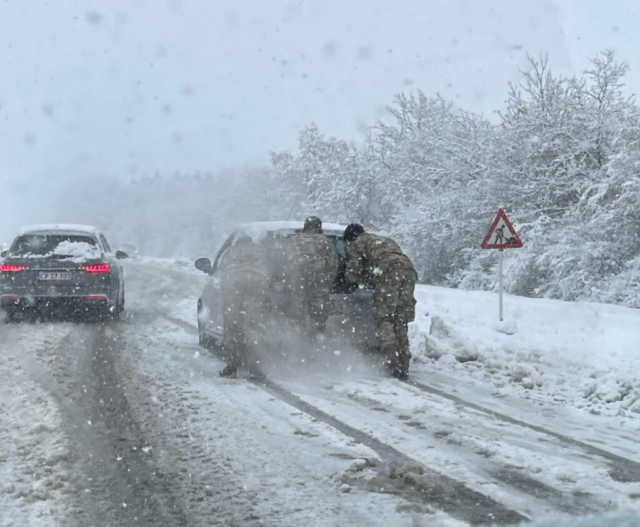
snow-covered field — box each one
[1,258,639,526]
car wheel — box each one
[107,293,121,321]
[198,319,208,346]
[197,300,205,343]
[198,319,221,352]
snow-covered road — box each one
[1,261,639,527]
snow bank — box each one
[410,286,640,418]
[138,257,199,273]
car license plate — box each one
[328,299,343,315]
[38,271,72,281]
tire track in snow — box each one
[285,375,624,516]
[157,313,526,524]
[15,318,189,526]
[84,323,189,526]
[160,310,636,519]
[250,377,527,526]
[158,295,640,485]
[402,378,640,484]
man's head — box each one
[303,216,323,234]
[344,223,365,242]
[235,235,253,245]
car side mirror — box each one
[115,250,128,259]
[194,257,213,274]
[0,251,6,258]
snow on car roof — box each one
[237,221,347,239]
[20,224,102,237]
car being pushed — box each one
[0,224,128,321]
[194,221,378,355]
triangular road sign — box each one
[481,208,523,249]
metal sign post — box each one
[481,209,523,321]
[498,249,504,321]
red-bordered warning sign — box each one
[481,208,523,249]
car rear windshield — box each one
[10,234,98,257]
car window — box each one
[99,235,112,253]
[9,234,97,257]
[212,232,237,272]
[328,236,347,259]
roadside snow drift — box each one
[411,285,640,418]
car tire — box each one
[197,300,222,352]
[198,319,209,347]
[107,292,122,321]
[198,319,221,353]
[197,300,205,343]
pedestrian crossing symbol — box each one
[481,208,523,249]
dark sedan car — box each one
[194,221,378,354]
[0,225,127,321]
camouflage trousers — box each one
[372,267,417,371]
[288,267,332,335]
[222,272,269,371]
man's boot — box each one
[393,348,411,380]
[390,365,408,380]
[382,344,410,380]
[244,357,267,381]
[380,343,404,379]
[219,363,238,378]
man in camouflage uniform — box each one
[218,236,270,378]
[343,224,417,379]
[284,217,339,338]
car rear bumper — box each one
[1,291,114,309]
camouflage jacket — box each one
[345,233,416,287]
[284,233,339,278]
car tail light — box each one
[84,295,108,300]
[78,264,110,274]
[0,264,29,272]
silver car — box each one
[194,221,378,354]
[121,243,141,260]
[0,225,128,321]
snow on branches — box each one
[270,51,640,306]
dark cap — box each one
[235,235,253,245]
[303,216,323,234]
[344,223,365,242]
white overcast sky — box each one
[0,0,638,241]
